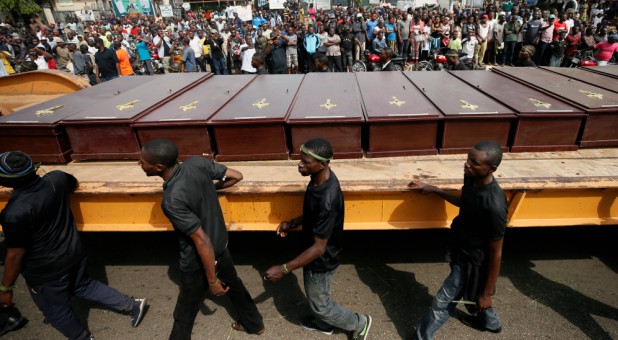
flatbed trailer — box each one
[1,148,616,231]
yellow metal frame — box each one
[1,189,616,231]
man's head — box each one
[0,151,39,188]
[520,44,535,59]
[315,54,328,70]
[298,138,333,177]
[139,139,179,177]
[445,49,459,65]
[94,37,104,48]
[464,141,503,178]
[380,47,393,62]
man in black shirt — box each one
[264,138,372,340]
[446,49,470,70]
[206,30,228,75]
[266,32,287,74]
[93,37,120,83]
[0,151,147,340]
[515,45,537,67]
[138,140,264,339]
[409,141,507,339]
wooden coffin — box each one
[403,71,515,154]
[133,75,255,160]
[355,72,442,157]
[0,76,148,163]
[540,67,618,93]
[287,73,366,159]
[450,71,586,152]
[61,73,210,161]
[581,65,618,79]
[492,67,618,148]
[209,75,304,161]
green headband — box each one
[300,144,332,162]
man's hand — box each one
[407,181,437,194]
[209,279,230,296]
[477,292,492,312]
[276,222,292,237]
[263,265,286,282]
[0,290,13,307]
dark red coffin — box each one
[132,75,255,160]
[0,77,150,163]
[209,74,304,161]
[450,71,586,152]
[287,73,365,159]
[355,72,442,157]
[540,67,618,93]
[581,65,618,79]
[492,67,618,148]
[61,73,210,161]
[403,71,515,154]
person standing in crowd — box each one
[398,11,412,60]
[491,15,505,65]
[284,26,299,74]
[135,36,154,75]
[264,138,372,340]
[503,16,520,66]
[0,151,147,340]
[410,141,507,340]
[536,13,554,65]
[549,32,567,66]
[240,39,257,74]
[153,29,171,72]
[93,37,119,83]
[113,41,134,76]
[592,34,618,66]
[138,140,265,339]
[475,14,490,67]
[340,25,356,72]
[323,27,342,72]
[303,25,321,72]
[251,53,269,74]
[352,14,366,62]
[410,15,425,64]
[206,30,228,75]
[181,37,197,72]
[266,31,287,74]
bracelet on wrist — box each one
[208,278,220,286]
[0,284,15,292]
[282,263,290,274]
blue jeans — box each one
[27,258,134,340]
[213,56,228,75]
[303,267,366,332]
[414,263,501,340]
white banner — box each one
[270,0,286,9]
[160,5,174,17]
[316,0,331,10]
[231,5,253,21]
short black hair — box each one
[303,138,333,162]
[474,140,503,168]
[142,139,178,167]
[252,53,264,65]
[316,54,328,65]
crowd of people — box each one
[0,1,617,79]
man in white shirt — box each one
[190,31,204,72]
[240,40,257,74]
[153,29,171,72]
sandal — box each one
[231,322,265,335]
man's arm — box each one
[0,248,26,307]
[477,238,503,311]
[407,181,461,207]
[264,236,327,281]
[189,227,229,296]
[215,168,243,190]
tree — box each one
[0,0,41,15]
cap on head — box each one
[94,37,104,45]
[0,151,37,179]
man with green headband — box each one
[263,138,372,340]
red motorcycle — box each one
[352,50,410,72]
[566,50,597,68]
[416,48,447,71]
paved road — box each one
[1,226,617,340]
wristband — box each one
[0,284,15,292]
[208,278,220,286]
[282,263,290,274]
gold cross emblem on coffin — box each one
[179,101,199,112]
[35,105,64,116]
[460,100,478,111]
[389,97,406,107]
[579,90,603,99]
[252,98,270,109]
[116,100,139,111]
[528,98,551,109]
[320,99,337,110]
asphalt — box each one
[1,226,617,340]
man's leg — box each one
[216,249,264,333]
[72,258,134,313]
[414,263,465,340]
[169,270,205,340]
[303,268,367,333]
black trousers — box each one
[169,249,263,340]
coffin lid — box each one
[355,72,442,121]
[0,76,150,126]
[63,73,209,123]
[539,67,618,93]
[135,75,255,125]
[450,71,584,116]
[582,65,618,79]
[210,74,304,124]
[287,73,366,123]
[403,71,515,118]
[491,67,618,112]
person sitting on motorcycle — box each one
[380,47,397,71]
[459,31,477,65]
[445,49,469,70]
[372,31,387,54]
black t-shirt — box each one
[161,157,228,272]
[451,62,470,70]
[94,47,119,78]
[450,177,507,250]
[301,171,344,272]
[341,33,355,51]
[206,38,225,59]
[0,171,84,285]
[270,45,287,73]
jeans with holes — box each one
[303,267,366,333]
[414,263,501,340]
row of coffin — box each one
[1,66,617,163]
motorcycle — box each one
[416,49,447,71]
[352,50,410,72]
[565,50,597,68]
[148,44,165,74]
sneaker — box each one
[459,314,502,333]
[352,314,372,340]
[130,298,147,327]
[300,317,334,335]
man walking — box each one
[409,141,506,339]
[0,151,147,340]
[264,138,372,340]
[138,140,264,339]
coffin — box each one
[355,72,442,157]
[0,77,149,163]
[492,67,618,148]
[581,65,618,79]
[132,75,255,160]
[403,71,515,154]
[209,75,304,161]
[287,73,366,159]
[450,71,586,152]
[540,67,618,93]
[61,73,211,161]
